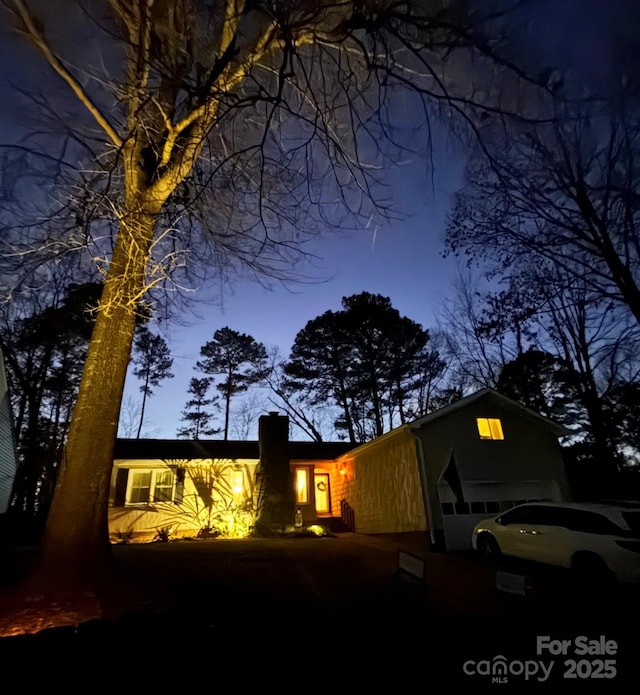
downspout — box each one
[412,429,436,547]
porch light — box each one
[231,470,243,495]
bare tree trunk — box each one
[370,374,384,438]
[136,372,150,439]
[337,378,356,444]
[224,377,231,441]
[27,208,158,598]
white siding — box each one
[108,458,258,540]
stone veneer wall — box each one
[330,428,427,534]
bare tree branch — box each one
[8,0,124,148]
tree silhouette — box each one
[447,102,640,324]
[0,281,101,534]
[264,347,331,442]
[496,349,583,430]
[285,306,358,441]
[177,377,220,440]
[197,327,268,440]
[285,292,435,442]
[131,327,174,438]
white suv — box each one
[472,501,640,584]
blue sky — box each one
[126,145,467,439]
[0,1,468,441]
[2,1,637,440]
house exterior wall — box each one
[329,462,347,519]
[108,458,259,541]
[419,399,567,486]
[414,395,570,549]
[109,456,340,540]
[330,428,427,534]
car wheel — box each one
[571,553,616,587]
[476,533,501,562]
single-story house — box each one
[109,412,354,542]
[109,390,571,549]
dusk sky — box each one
[127,143,465,439]
[1,0,637,440]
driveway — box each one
[1,532,638,688]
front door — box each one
[314,473,331,514]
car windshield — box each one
[621,512,640,538]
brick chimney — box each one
[253,412,295,535]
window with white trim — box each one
[126,469,176,504]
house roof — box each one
[407,388,567,435]
[288,441,356,460]
[333,425,412,461]
[113,438,355,462]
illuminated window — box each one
[129,471,152,504]
[476,418,504,440]
[127,469,175,504]
[153,470,175,502]
[295,468,309,504]
[231,469,244,498]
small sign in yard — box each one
[496,570,529,596]
[397,551,426,585]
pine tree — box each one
[197,328,268,440]
[131,327,174,438]
[177,377,219,440]
[285,293,434,442]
